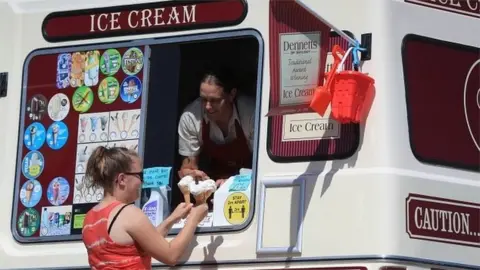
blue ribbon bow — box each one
[351,41,367,70]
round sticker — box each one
[27,94,48,121]
[122,47,144,76]
[22,151,45,179]
[223,192,249,225]
[100,49,122,76]
[23,122,46,151]
[20,179,42,208]
[72,86,94,113]
[47,177,70,206]
[17,208,40,237]
[120,76,142,104]
[98,77,120,104]
[48,93,70,121]
[46,121,69,150]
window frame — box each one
[401,33,480,173]
[12,28,265,243]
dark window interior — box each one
[142,36,260,210]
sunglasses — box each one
[124,172,144,182]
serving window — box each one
[402,34,480,172]
[12,29,263,243]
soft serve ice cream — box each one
[177,176,217,206]
[189,179,216,205]
[177,175,194,204]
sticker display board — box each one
[13,46,146,242]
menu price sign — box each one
[279,32,321,106]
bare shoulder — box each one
[120,203,146,220]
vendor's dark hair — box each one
[201,66,237,94]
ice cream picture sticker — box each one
[27,94,48,121]
[24,122,46,151]
[47,177,70,206]
[70,52,86,88]
[22,151,44,179]
[20,180,42,208]
[98,77,120,104]
[56,53,71,89]
[122,47,144,76]
[72,86,94,113]
[46,121,69,150]
[84,50,100,87]
[108,110,141,141]
[100,49,121,76]
[40,206,72,236]
[120,76,142,104]
[17,208,40,237]
[48,93,70,121]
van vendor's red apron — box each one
[201,118,253,181]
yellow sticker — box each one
[223,192,249,225]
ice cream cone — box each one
[205,189,214,200]
[26,190,32,203]
[179,185,191,204]
[52,124,59,146]
[178,175,194,204]
[194,192,207,205]
[25,182,34,203]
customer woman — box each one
[82,146,208,269]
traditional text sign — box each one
[279,32,321,106]
[42,0,247,42]
[406,194,480,247]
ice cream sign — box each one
[41,0,248,42]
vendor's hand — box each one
[170,202,193,222]
[189,203,209,224]
[178,168,208,180]
[215,179,227,187]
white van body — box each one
[0,0,478,269]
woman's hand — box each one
[170,202,193,222]
[188,204,209,224]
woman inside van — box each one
[82,146,208,269]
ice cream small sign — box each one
[142,167,172,188]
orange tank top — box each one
[82,201,152,270]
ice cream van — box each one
[0,0,478,269]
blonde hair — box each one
[85,146,138,193]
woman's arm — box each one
[156,215,176,237]
[124,204,207,266]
